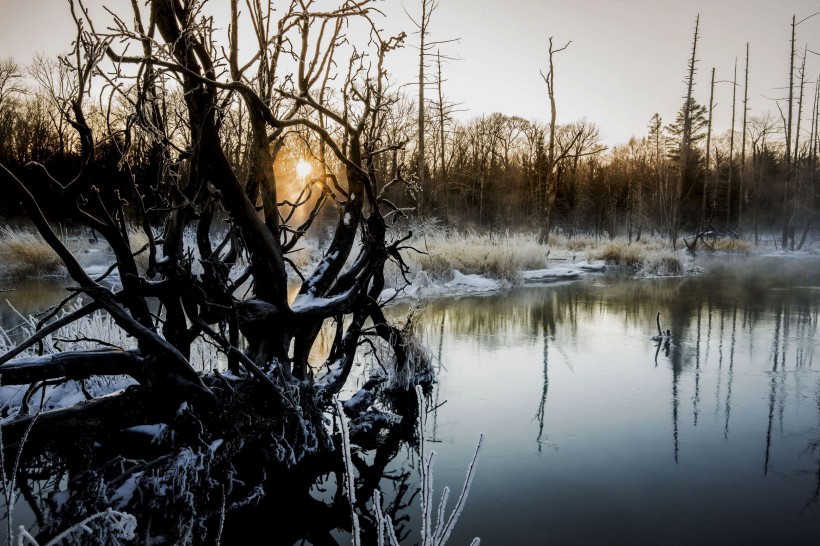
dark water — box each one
[1,256,819,544]
[376,256,820,545]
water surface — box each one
[382,256,819,545]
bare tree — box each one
[782,15,797,249]
[727,58,737,226]
[672,14,700,248]
[701,67,716,230]
[749,113,779,243]
[0,57,24,109]
[739,43,750,234]
[0,1,427,542]
[538,36,571,244]
[406,0,456,216]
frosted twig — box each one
[373,490,401,546]
[15,508,137,545]
[335,398,361,546]
[415,384,483,546]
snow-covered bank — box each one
[379,260,612,303]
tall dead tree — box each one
[538,36,571,245]
[673,15,700,248]
[432,49,462,225]
[739,43,749,234]
[727,58,737,226]
[701,67,716,230]
[782,15,797,249]
[407,0,455,216]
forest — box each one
[1,9,818,250]
[0,1,818,545]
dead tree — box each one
[739,43,750,234]
[701,67,716,231]
[673,14,700,249]
[538,36,571,245]
[727,58,737,226]
[0,1,425,543]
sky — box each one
[2,0,820,147]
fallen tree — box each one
[0,1,427,542]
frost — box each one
[219,370,241,381]
[343,212,352,226]
[347,409,402,436]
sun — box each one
[295,159,312,180]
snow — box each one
[126,424,170,444]
[448,270,500,291]
[290,290,350,314]
[342,388,373,414]
[83,264,115,278]
[343,212,352,226]
[112,471,144,509]
[380,262,609,304]
[575,260,608,271]
[520,267,583,283]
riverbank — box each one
[1,225,816,305]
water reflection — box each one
[396,256,820,544]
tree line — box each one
[2,13,819,249]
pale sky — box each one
[2,0,820,146]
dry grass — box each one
[400,231,549,282]
[547,233,598,252]
[592,241,646,268]
[384,228,693,283]
[642,252,684,276]
[127,226,152,272]
[589,237,684,275]
[709,238,753,253]
[0,227,84,279]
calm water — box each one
[381,256,820,545]
[1,256,819,544]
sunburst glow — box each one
[295,159,312,180]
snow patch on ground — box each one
[447,270,500,291]
[520,267,583,283]
[380,261,610,303]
